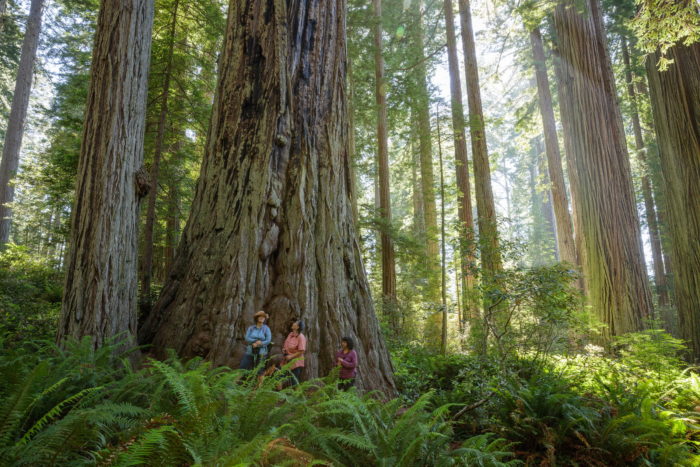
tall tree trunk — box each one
[646,41,700,361]
[164,139,182,277]
[436,104,448,355]
[347,56,359,227]
[372,0,397,332]
[535,137,560,260]
[443,0,477,323]
[553,0,652,338]
[411,0,440,300]
[620,36,669,307]
[458,0,502,275]
[0,0,44,248]
[57,0,154,347]
[141,0,180,317]
[0,0,7,34]
[529,25,578,269]
[140,1,395,393]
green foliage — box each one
[0,245,62,344]
[632,0,700,69]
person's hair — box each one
[291,319,304,333]
[341,336,354,350]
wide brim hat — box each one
[253,310,269,320]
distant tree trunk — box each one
[141,0,180,317]
[535,137,560,260]
[553,0,652,337]
[57,0,154,347]
[529,26,578,269]
[0,0,44,248]
[619,36,668,307]
[140,1,395,393]
[411,0,440,300]
[436,104,448,355]
[646,41,700,361]
[458,0,502,276]
[372,0,397,332]
[443,0,477,324]
[164,138,182,277]
[347,56,359,226]
[0,0,7,33]
[410,133,425,235]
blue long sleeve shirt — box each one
[244,324,271,356]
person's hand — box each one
[337,358,343,365]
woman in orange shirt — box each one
[282,319,307,385]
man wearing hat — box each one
[239,310,272,371]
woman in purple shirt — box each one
[335,336,357,390]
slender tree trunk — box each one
[347,56,359,227]
[0,0,44,248]
[646,41,700,361]
[411,135,425,235]
[620,36,669,307]
[443,0,477,322]
[372,0,397,332]
[140,1,395,393]
[0,0,7,34]
[164,137,182,277]
[411,0,440,299]
[141,0,180,317]
[552,0,652,338]
[535,137,560,260]
[437,104,448,355]
[458,0,502,275]
[529,26,578,269]
[57,0,154,347]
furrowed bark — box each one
[140,0,395,393]
[58,0,155,347]
[553,0,652,337]
[0,0,44,247]
[646,40,700,361]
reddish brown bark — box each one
[140,1,395,393]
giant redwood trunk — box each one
[553,0,652,337]
[646,42,700,361]
[57,0,154,347]
[140,1,395,393]
[0,0,44,248]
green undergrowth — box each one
[392,331,700,466]
[0,336,520,466]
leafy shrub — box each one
[0,245,62,344]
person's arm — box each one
[339,350,357,369]
[261,325,272,347]
[288,334,306,359]
[245,326,257,344]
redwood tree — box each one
[646,41,700,360]
[444,0,477,323]
[0,0,44,248]
[553,0,652,337]
[57,0,154,347]
[372,0,397,330]
[529,25,578,270]
[140,1,395,393]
